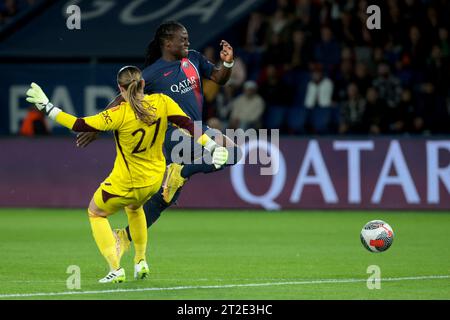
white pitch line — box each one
[0,275,448,299]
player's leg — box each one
[179,126,242,178]
[89,185,127,283]
[162,126,217,202]
[123,185,179,240]
[164,125,242,202]
[125,182,163,279]
[181,129,242,179]
[124,205,150,279]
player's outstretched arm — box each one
[210,40,234,86]
[26,82,121,133]
[76,94,125,147]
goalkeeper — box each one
[26,66,228,283]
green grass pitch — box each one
[0,209,448,300]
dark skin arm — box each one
[76,94,124,147]
[209,40,234,85]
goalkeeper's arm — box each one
[25,82,118,133]
[75,94,124,147]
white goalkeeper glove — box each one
[212,146,229,168]
[26,82,61,119]
[204,139,229,168]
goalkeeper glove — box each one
[212,146,229,168]
[204,139,229,168]
[26,82,61,119]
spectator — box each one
[229,81,265,130]
[259,64,294,131]
[19,106,50,137]
[403,25,429,70]
[263,32,289,66]
[363,87,386,135]
[244,12,269,51]
[337,10,360,47]
[266,8,290,41]
[333,57,354,103]
[285,29,312,71]
[304,64,334,134]
[314,25,341,74]
[339,83,366,134]
[372,63,402,109]
[400,88,425,134]
[354,62,372,95]
[226,56,247,89]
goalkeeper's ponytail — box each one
[117,66,156,126]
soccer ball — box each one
[360,220,394,253]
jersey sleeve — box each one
[162,94,213,147]
[191,50,214,79]
[55,104,125,132]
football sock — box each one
[181,163,217,178]
[87,210,120,271]
[125,206,147,264]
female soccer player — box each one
[77,21,241,258]
[26,66,227,283]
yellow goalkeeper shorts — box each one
[92,176,164,215]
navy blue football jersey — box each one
[142,50,215,121]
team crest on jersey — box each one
[182,61,189,68]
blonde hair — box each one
[117,65,156,125]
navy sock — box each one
[180,144,242,178]
[125,187,181,242]
[180,163,217,179]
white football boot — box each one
[134,260,150,280]
[98,267,126,283]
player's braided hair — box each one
[117,65,156,126]
[144,21,185,67]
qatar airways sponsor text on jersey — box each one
[170,76,198,94]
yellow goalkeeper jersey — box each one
[56,93,190,191]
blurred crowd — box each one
[203,0,450,135]
[0,0,36,26]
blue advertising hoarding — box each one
[0,63,122,135]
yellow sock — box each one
[125,207,147,264]
[88,210,120,270]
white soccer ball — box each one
[360,220,394,253]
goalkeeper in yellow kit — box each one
[25,66,228,283]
